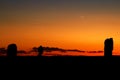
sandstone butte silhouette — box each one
[6,38,114,57]
[104,38,113,57]
[7,44,17,57]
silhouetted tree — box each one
[38,45,44,56]
[104,38,113,57]
[7,44,17,57]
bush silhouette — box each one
[7,44,17,57]
[38,45,44,56]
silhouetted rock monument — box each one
[104,38,113,57]
[38,45,44,56]
[7,44,17,57]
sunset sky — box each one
[0,0,120,55]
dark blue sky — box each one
[1,0,120,24]
[1,0,120,10]
[0,0,120,19]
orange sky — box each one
[0,0,120,55]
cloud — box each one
[31,46,103,53]
[17,50,27,54]
[87,51,103,53]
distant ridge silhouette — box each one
[38,45,44,56]
[7,44,17,57]
[104,38,113,57]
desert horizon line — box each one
[0,37,115,55]
[0,46,104,54]
[0,37,119,57]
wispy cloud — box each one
[30,46,103,53]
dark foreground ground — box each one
[0,56,120,65]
